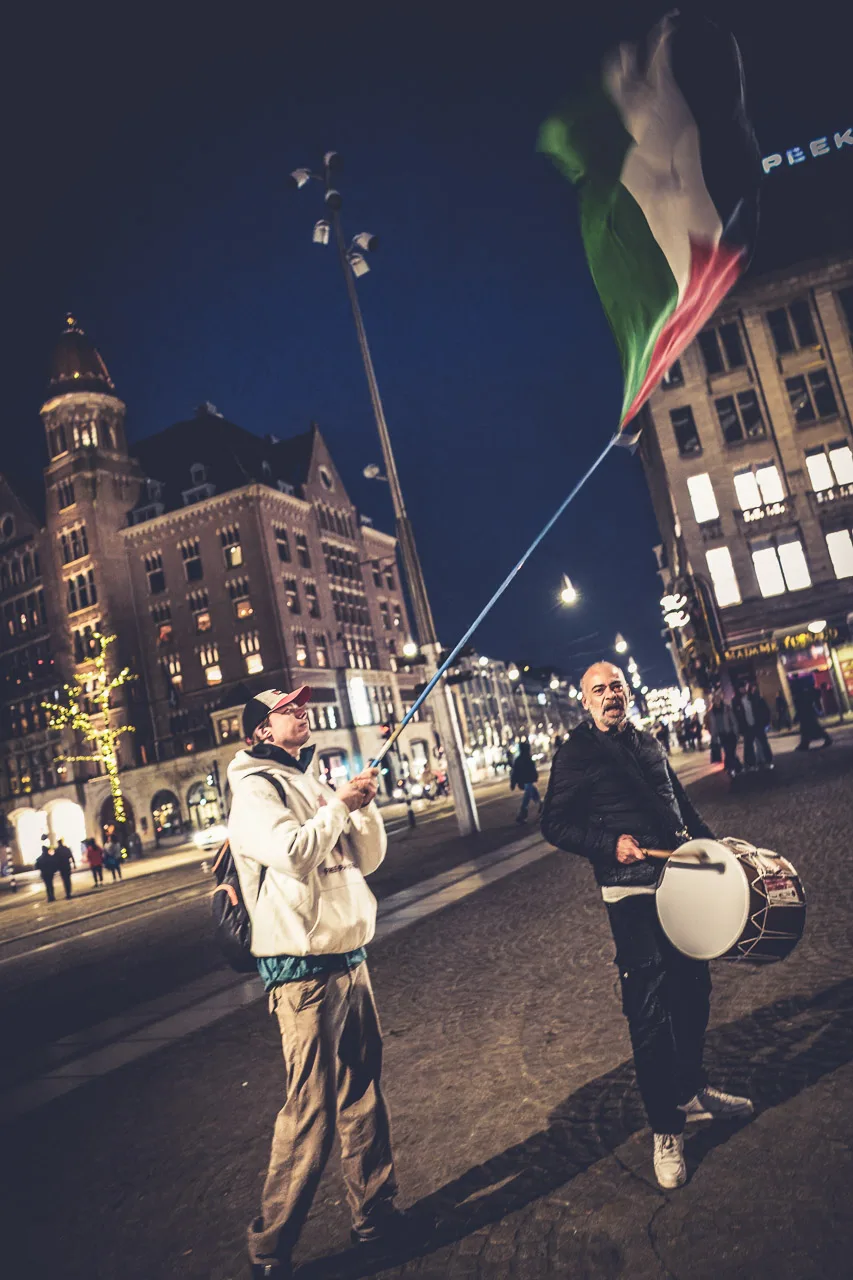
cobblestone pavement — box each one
[1,731,851,1280]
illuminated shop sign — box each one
[762,129,852,174]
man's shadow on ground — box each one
[298,975,853,1278]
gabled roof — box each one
[129,405,316,515]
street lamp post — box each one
[292,154,479,835]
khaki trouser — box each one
[248,961,397,1265]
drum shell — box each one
[723,854,806,962]
[655,839,806,963]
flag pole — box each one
[370,434,620,768]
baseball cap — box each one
[242,686,312,740]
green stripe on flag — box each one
[539,81,680,421]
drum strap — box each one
[591,731,690,846]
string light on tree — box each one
[41,629,136,828]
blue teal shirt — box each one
[247,740,368,991]
[257,948,367,991]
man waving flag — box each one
[540,11,760,442]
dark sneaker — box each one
[351,1205,431,1248]
[249,1258,292,1278]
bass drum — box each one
[655,837,806,962]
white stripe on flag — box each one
[604,16,723,299]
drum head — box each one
[656,840,750,961]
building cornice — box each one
[120,483,311,541]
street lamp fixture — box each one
[312,219,331,245]
[478,655,489,667]
[402,639,419,659]
[559,574,578,606]
[549,676,560,690]
[292,151,480,836]
[627,657,638,674]
[363,463,388,481]
[808,619,827,634]
[615,633,628,654]
[631,673,642,689]
[507,665,520,681]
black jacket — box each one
[732,692,771,734]
[540,721,715,889]
[510,752,538,788]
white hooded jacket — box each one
[226,744,387,957]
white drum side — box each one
[655,840,750,961]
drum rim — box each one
[656,839,751,961]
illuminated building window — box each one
[238,630,262,674]
[805,443,853,491]
[786,369,839,425]
[57,480,75,510]
[227,576,253,618]
[767,299,818,356]
[304,582,320,618]
[826,530,853,578]
[314,633,329,668]
[733,464,784,510]
[715,390,766,444]
[180,538,203,582]
[189,589,211,633]
[162,653,182,688]
[670,406,701,457]
[274,526,291,562]
[199,644,221,685]
[72,420,99,449]
[220,525,243,569]
[686,474,719,524]
[705,547,742,608]
[284,578,300,614]
[218,714,241,742]
[750,537,811,597]
[698,322,746,375]
[294,631,309,667]
[392,604,403,629]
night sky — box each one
[2,1,851,689]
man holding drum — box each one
[541,662,753,1189]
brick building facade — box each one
[639,253,853,714]
[0,319,433,866]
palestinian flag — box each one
[540,12,760,443]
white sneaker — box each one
[653,1133,687,1189]
[679,1086,754,1122]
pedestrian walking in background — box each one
[103,838,123,881]
[775,691,792,731]
[655,721,671,754]
[53,839,76,898]
[510,739,540,824]
[733,682,774,770]
[85,838,105,886]
[127,829,143,860]
[35,841,57,902]
[791,678,832,751]
[705,691,742,776]
[228,686,416,1279]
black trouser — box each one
[606,895,711,1135]
[91,865,104,885]
[58,869,72,898]
[720,732,741,774]
[743,728,773,767]
[40,872,56,902]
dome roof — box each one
[47,314,116,397]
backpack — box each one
[211,771,287,973]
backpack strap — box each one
[252,771,289,897]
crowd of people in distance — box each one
[646,675,834,780]
[32,828,142,902]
